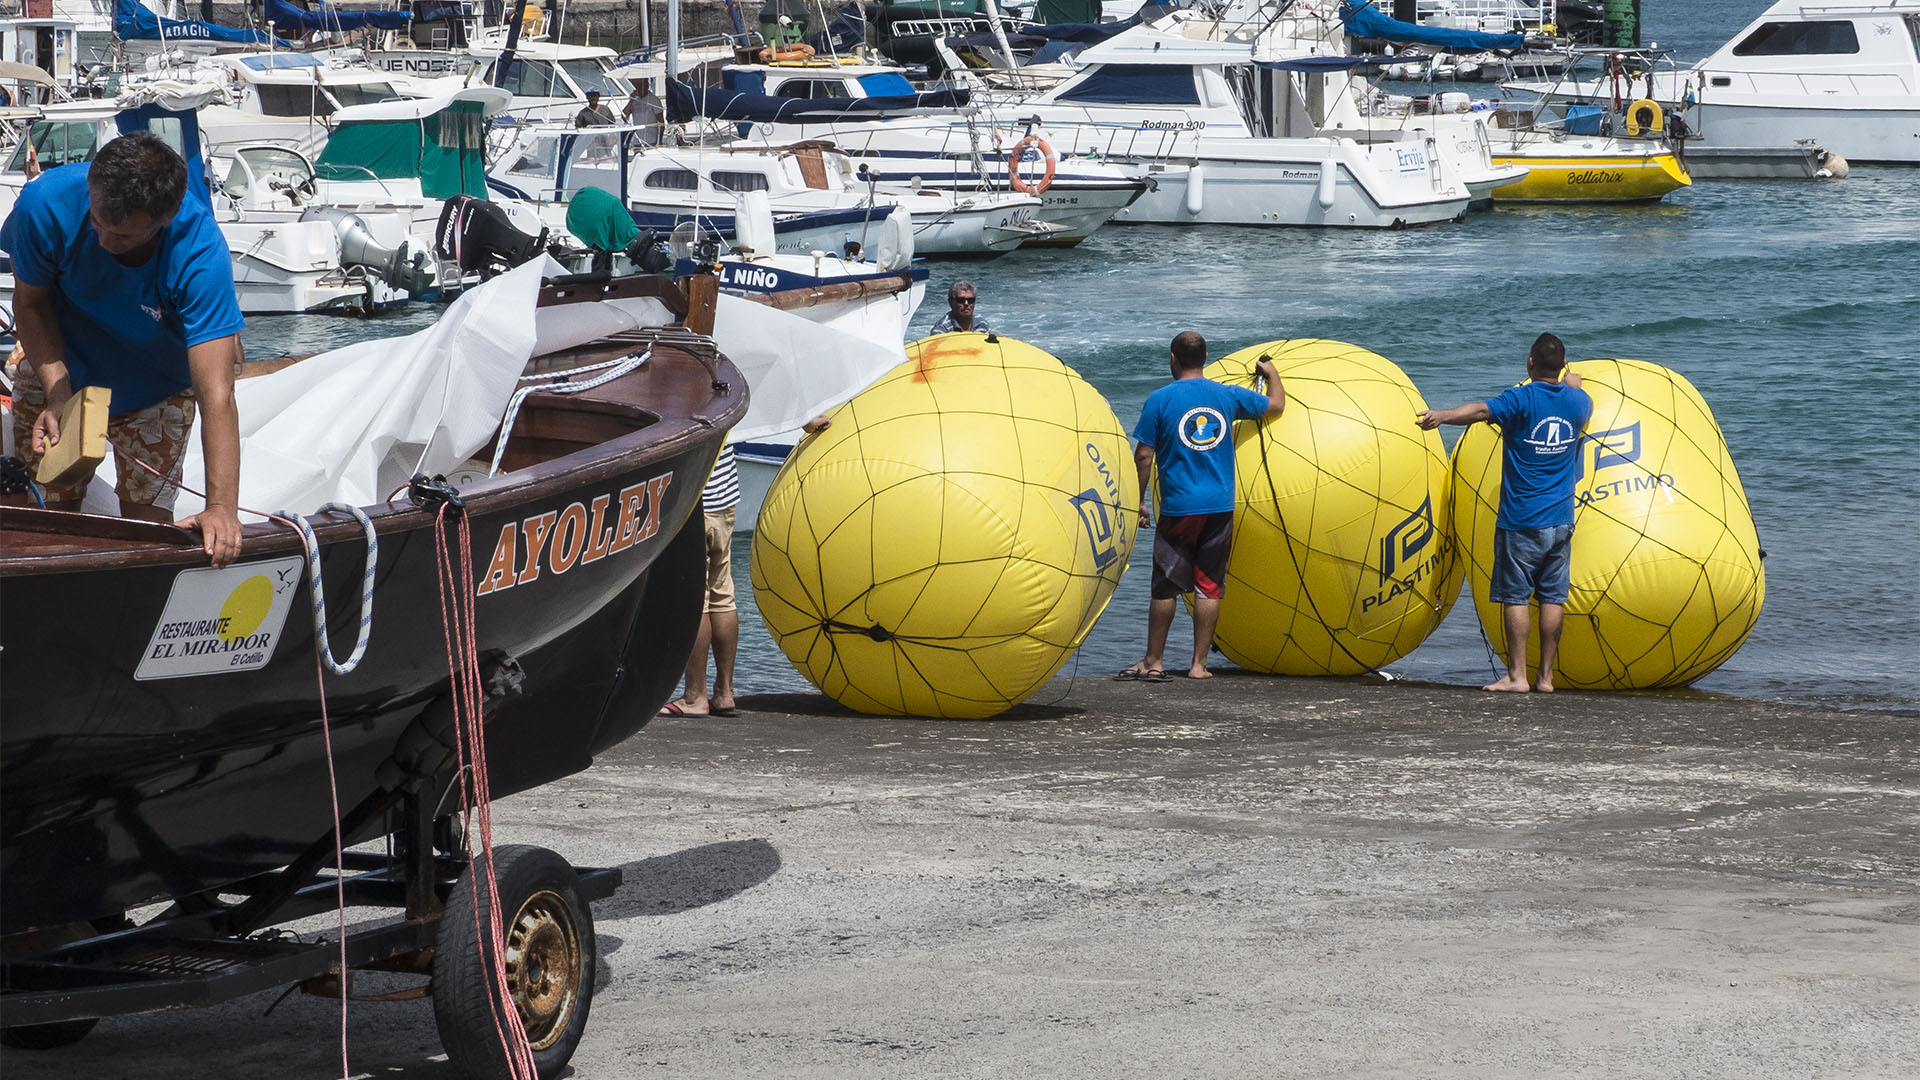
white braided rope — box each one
[487,349,653,478]
[277,502,379,677]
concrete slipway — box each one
[6,675,1915,1078]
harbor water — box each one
[244,0,1918,712]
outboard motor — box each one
[300,207,438,295]
[435,195,549,281]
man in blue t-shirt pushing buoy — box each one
[1418,333,1593,693]
[1119,331,1284,682]
[2,131,246,567]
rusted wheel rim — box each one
[504,888,581,1051]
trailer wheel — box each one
[432,845,596,1080]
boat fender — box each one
[1815,150,1850,180]
[1316,157,1337,210]
[1184,165,1204,216]
[1007,135,1057,195]
[759,43,816,63]
[1624,98,1664,137]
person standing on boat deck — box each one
[1,131,245,568]
[1417,333,1592,693]
[663,417,834,717]
[930,280,992,334]
[1119,332,1283,682]
[575,89,617,128]
[623,80,665,146]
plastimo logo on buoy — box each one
[475,474,673,596]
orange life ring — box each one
[759,43,816,63]
[1007,135,1056,195]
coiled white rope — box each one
[276,502,379,676]
[487,349,652,477]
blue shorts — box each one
[1490,524,1573,605]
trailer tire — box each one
[432,845,596,1080]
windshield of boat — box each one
[328,83,400,108]
[559,58,615,97]
[1732,20,1861,57]
[5,121,98,173]
[222,146,313,200]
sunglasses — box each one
[953,296,976,304]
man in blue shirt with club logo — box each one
[1119,331,1284,681]
[1418,333,1592,693]
[2,131,246,566]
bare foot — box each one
[1532,681,1554,694]
[1481,676,1531,693]
[1186,666,1213,679]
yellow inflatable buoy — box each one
[750,333,1138,718]
[1450,359,1764,690]
[1200,340,1462,676]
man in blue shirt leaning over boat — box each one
[1119,331,1284,682]
[1418,333,1592,693]
[2,131,245,567]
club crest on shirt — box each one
[1523,416,1578,455]
[141,303,163,322]
[1177,406,1229,452]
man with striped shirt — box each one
[663,417,830,716]
[664,445,743,716]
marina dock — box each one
[9,678,1914,1077]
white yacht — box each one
[998,15,1478,227]
[699,55,1146,244]
[488,129,1059,257]
[1514,0,1920,165]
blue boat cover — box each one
[1055,64,1199,106]
[667,80,971,124]
[114,0,287,45]
[1339,1,1526,52]
[262,0,412,33]
[805,2,869,54]
[1257,55,1394,73]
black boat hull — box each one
[1,442,717,933]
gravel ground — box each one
[6,674,1916,1079]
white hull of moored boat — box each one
[1112,138,1471,228]
[909,198,1060,255]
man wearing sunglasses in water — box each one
[930,279,993,335]
[2,131,245,566]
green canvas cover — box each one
[565,185,639,253]
[315,99,489,199]
[1036,0,1101,24]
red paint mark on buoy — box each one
[910,336,978,382]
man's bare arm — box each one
[174,333,244,567]
[1415,401,1491,430]
[14,282,71,452]
[1134,440,1155,527]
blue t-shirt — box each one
[1132,376,1270,517]
[1,163,243,414]
[1486,380,1594,530]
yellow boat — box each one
[1490,134,1692,202]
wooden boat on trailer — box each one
[0,272,746,1077]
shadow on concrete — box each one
[596,839,782,921]
[738,691,1086,722]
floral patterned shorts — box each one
[10,361,197,512]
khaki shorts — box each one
[703,507,737,613]
[10,361,197,511]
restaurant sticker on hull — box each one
[135,557,306,680]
